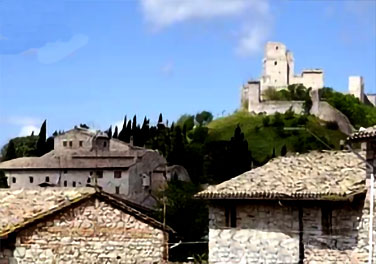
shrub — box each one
[262,116,270,127]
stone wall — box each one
[0,198,168,264]
[208,200,367,264]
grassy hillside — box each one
[207,111,346,163]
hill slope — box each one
[207,111,346,163]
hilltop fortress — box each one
[241,41,375,109]
[240,42,374,135]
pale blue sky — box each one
[0,0,375,147]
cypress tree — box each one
[107,126,113,139]
[4,140,17,161]
[125,120,132,143]
[36,120,47,156]
[113,126,119,139]
[281,145,287,156]
[118,116,127,141]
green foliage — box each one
[195,111,213,126]
[1,136,38,160]
[36,120,47,156]
[155,181,208,262]
[325,121,339,130]
[3,140,16,161]
[208,111,346,163]
[262,116,270,126]
[320,87,376,129]
[176,114,195,131]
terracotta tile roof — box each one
[0,187,174,238]
[196,151,366,200]
[0,150,137,170]
[0,187,95,237]
[348,126,376,141]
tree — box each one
[195,111,213,126]
[228,125,252,178]
[106,126,113,139]
[281,145,287,156]
[113,126,119,139]
[118,116,127,141]
[3,140,16,161]
[36,120,47,156]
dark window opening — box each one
[274,61,277,66]
[322,206,332,235]
[276,46,279,50]
[79,141,83,147]
[173,172,178,181]
[64,181,67,187]
[29,176,34,183]
[114,171,122,179]
[63,141,67,147]
[103,141,107,147]
[64,170,68,174]
[115,186,120,194]
[45,176,50,182]
[90,171,93,175]
[69,141,73,147]
[225,205,237,228]
[96,171,103,179]
[12,177,16,183]
[87,177,91,183]
[72,181,76,187]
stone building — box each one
[259,41,324,93]
[0,187,173,263]
[196,149,376,263]
[241,41,375,112]
[0,127,190,209]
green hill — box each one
[207,110,346,163]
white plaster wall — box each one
[54,131,93,152]
[348,76,364,102]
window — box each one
[29,176,34,183]
[274,61,277,66]
[115,186,120,194]
[96,171,103,179]
[114,171,122,179]
[79,141,83,147]
[63,141,67,147]
[225,205,237,228]
[69,141,73,147]
[103,141,107,147]
[72,181,76,187]
[276,46,279,50]
[64,181,67,187]
[90,171,93,176]
[12,177,16,184]
[322,206,332,235]
[45,176,50,182]
[87,177,91,183]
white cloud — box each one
[236,22,270,57]
[160,61,174,76]
[27,34,89,64]
[140,0,271,56]
[141,0,268,29]
[18,125,40,137]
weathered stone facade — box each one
[208,199,368,264]
[0,198,168,264]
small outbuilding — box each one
[0,187,173,264]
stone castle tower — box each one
[260,42,324,94]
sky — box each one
[0,0,375,147]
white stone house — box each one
[0,187,174,264]
[196,149,376,263]
[0,127,190,209]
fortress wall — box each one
[249,100,304,115]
